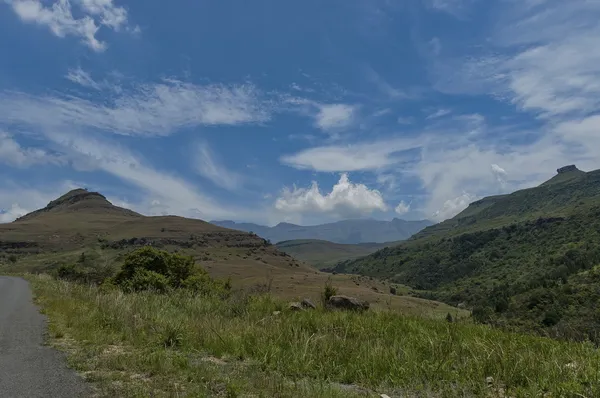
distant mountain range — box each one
[210,218,433,244]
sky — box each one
[1,0,599,226]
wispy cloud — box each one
[314,104,357,131]
[65,67,102,90]
[426,108,452,119]
[275,173,387,220]
[6,0,131,51]
[45,131,249,220]
[0,131,65,168]
[0,80,270,136]
[280,137,422,172]
[194,141,242,192]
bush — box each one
[112,246,226,295]
[8,254,17,263]
[113,246,194,290]
[125,269,169,293]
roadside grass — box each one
[29,274,600,397]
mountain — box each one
[331,166,600,342]
[211,218,433,244]
[0,189,458,316]
[275,239,395,269]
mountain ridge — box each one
[211,218,433,244]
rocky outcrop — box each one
[328,295,369,311]
[557,165,579,174]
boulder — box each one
[288,302,304,311]
[328,295,369,311]
[301,298,316,309]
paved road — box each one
[0,276,91,398]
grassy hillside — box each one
[411,166,598,240]
[275,239,395,269]
[28,274,600,397]
[332,167,600,342]
[0,189,457,317]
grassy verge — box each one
[29,274,600,397]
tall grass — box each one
[30,274,600,397]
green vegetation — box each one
[275,239,392,269]
[30,273,600,397]
[334,168,600,342]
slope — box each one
[212,218,432,244]
[276,239,395,269]
[0,189,460,318]
[331,166,600,341]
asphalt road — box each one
[0,276,91,398]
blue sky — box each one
[1,0,599,225]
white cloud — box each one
[65,67,102,90]
[0,181,79,223]
[194,141,242,192]
[315,104,356,131]
[432,192,476,221]
[0,80,269,136]
[0,131,65,167]
[281,137,422,172]
[397,116,414,125]
[394,201,411,215]
[7,0,130,51]
[45,131,251,220]
[0,204,28,223]
[426,108,451,119]
[491,163,507,185]
[275,173,387,219]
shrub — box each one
[321,277,338,307]
[113,246,194,290]
[8,254,17,263]
[125,269,169,293]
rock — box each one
[272,311,281,316]
[457,302,466,309]
[380,395,391,398]
[288,302,304,311]
[328,295,369,311]
[486,376,494,386]
[301,298,316,309]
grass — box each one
[29,274,600,397]
[275,239,391,269]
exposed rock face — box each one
[557,165,579,174]
[301,298,316,309]
[328,295,369,311]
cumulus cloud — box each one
[0,181,79,223]
[394,201,411,215]
[7,0,131,51]
[432,192,476,221]
[0,80,270,136]
[274,173,387,219]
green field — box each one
[29,274,600,397]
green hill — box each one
[275,239,396,269]
[331,165,600,342]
